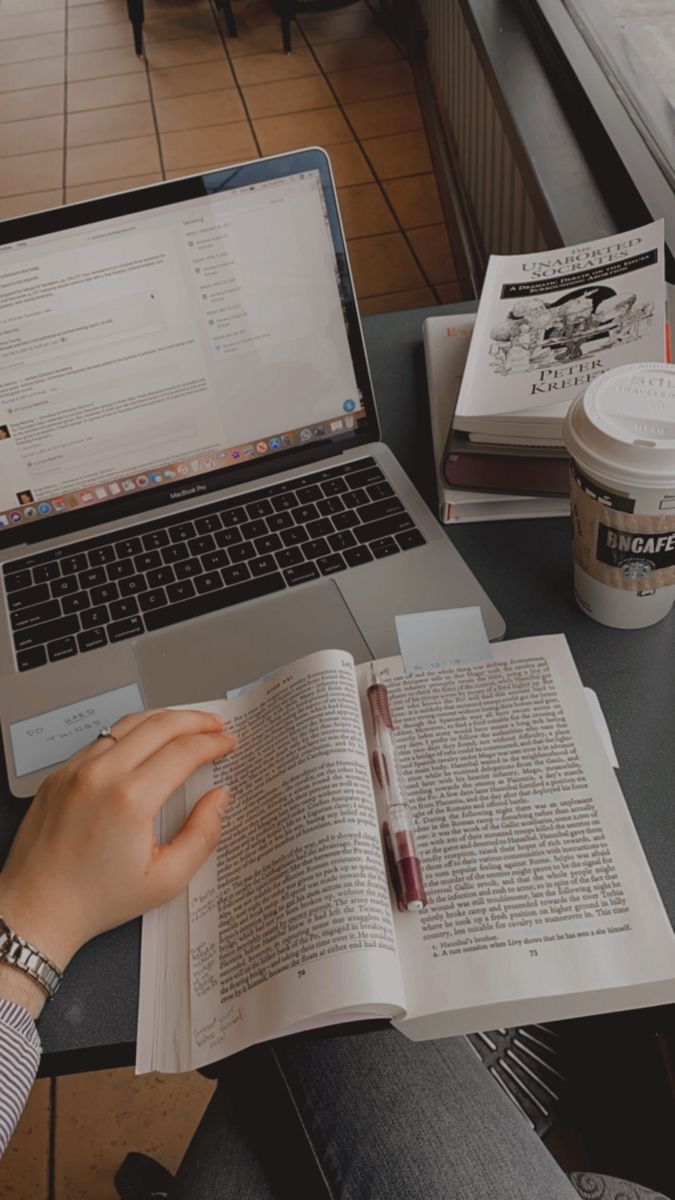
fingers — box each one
[151,787,229,902]
[120,724,237,817]
[62,708,167,774]
[71,708,229,775]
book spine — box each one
[443,451,570,496]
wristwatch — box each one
[0,917,63,1000]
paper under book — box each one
[454,220,666,447]
[137,637,675,1073]
[423,312,570,521]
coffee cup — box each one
[563,362,675,629]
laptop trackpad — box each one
[134,579,373,709]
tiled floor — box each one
[0,0,460,1192]
[0,0,462,314]
[1,1068,216,1198]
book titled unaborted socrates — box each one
[137,638,675,1073]
[453,221,666,446]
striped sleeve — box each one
[0,999,42,1156]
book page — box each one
[357,637,675,1039]
[185,650,405,1069]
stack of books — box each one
[425,313,570,523]
[426,221,666,524]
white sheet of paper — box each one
[10,683,144,778]
[583,687,620,768]
[396,607,493,673]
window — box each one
[519,0,674,263]
[562,0,674,188]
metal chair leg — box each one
[126,0,144,56]
[216,0,238,37]
[282,14,292,53]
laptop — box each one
[0,148,504,798]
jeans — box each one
[170,1026,579,1199]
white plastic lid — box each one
[563,362,675,488]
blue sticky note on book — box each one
[395,607,493,673]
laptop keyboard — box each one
[3,459,426,672]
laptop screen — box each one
[0,149,378,544]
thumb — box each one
[153,788,228,902]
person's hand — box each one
[0,709,236,1013]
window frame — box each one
[516,0,675,266]
[559,0,674,187]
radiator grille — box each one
[419,0,548,256]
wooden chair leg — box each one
[126,0,144,56]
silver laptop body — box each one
[0,148,503,797]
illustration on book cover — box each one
[452,221,663,438]
[489,286,655,376]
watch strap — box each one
[0,917,63,1000]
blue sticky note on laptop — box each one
[10,684,143,778]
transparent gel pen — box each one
[367,669,427,913]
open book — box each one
[453,220,666,446]
[137,635,675,1073]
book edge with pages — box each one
[423,313,571,524]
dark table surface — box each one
[3,302,673,1076]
